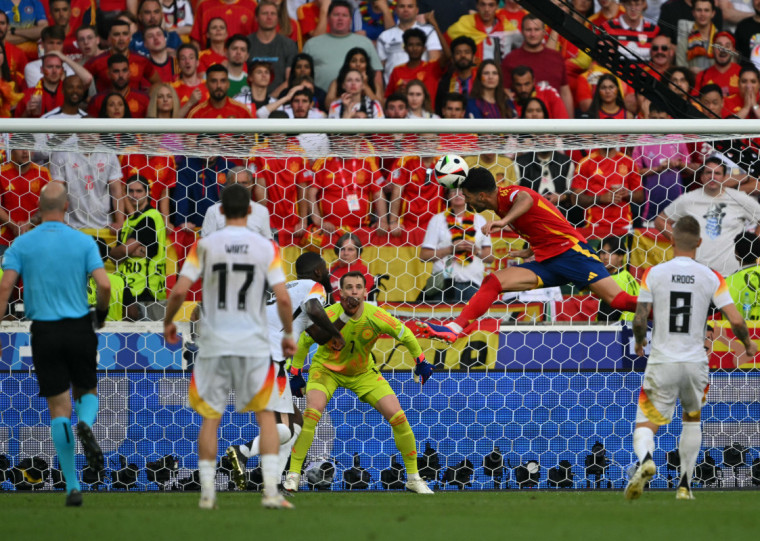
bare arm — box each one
[372,189,389,230]
[633,301,651,356]
[388,184,402,228]
[273,281,296,357]
[424,11,450,63]
[720,302,758,356]
[109,179,126,229]
[559,85,574,118]
[50,50,93,87]
[0,269,19,321]
[163,274,193,343]
[311,0,331,38]
[488,190,534,232]
[653,211,673,240]
[304,298,343,342]
[419,245,453,262]
[7,20,47,44]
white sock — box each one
[633,426,655,464]
[199,459,216,498]
[277,424,301,476]
[277,423,292,445]
[679,422,702,488]
[446,322,463,334]
[261,454,280,498]
[408,472,420,482]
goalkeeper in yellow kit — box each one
[282,271,435,494]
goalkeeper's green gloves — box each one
[414,354,433,384]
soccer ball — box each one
[434,155,469,189]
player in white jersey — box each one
[224,252,345,491]
[627,215,757,501]
[164,183,297,511]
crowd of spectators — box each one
[3,0,760,321]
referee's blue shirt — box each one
[2,221,103,321]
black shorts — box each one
[30,315,98,397]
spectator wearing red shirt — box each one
[695,31,740,98]
[189,0,256,46]
[85,19,157,93]
[502,14,573,117]
[46,0,94,56]
[249,155,310,235]
[587,73,634,119]
[308,152,388,236]
[197,17,227,73]
[723,64,760,119]
[388,155,444,242]
[572,148,644,238]
[588,0,623,25]
[15,53,65,117]
[0,148,50,251]
[143,25,177,82]
[385,27,443,103]
[0,11,27,89]
[510,65,569,119]
[602,0,659,61]
[172,42,209,116]
[699,83,732,118]
[73,25,101,65]
[328,232,375,303]
[437,92,479,152]
[187,64,251,118]
[87,54,150,118]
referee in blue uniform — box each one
[0,182,111,507]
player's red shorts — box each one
[519,242,610,289]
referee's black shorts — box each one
[30,314,98,397]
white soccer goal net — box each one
[0,119,758,492]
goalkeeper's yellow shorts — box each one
[306,364,395,407]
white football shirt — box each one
[180,226,286,356]
[639,256,733,364]
[266,278,327,361]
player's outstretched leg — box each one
[283,407,322,492]
[412,272,506,343]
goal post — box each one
[0,120,758,492]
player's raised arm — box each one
[304,298,346,350]
[375,309,433,384]
[482,191,534,235]
[633,301,651,357]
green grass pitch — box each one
[3,491,759,541]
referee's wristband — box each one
[282,332,295,340]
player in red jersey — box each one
[414,167,639,342]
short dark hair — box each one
[108,19,131,34]
[221,183,250,219]
[225,33,250,50]
[698,156,727,178]
[692,0,715,9]
[206,63,228,77]
[672,215,701,250]
[521,13,542,29]
[698,83,723,98]
[734,231,760,266]
[403,27,427,46]
[295,252,325,278]
[519,97,548,118]
[126,174,150,194]
[648,100,670,115]
[291,86,314,102]
[328,0,353,16]
[601,236,629,255]
[41,25,66,42]
[460,167,497,194]
[107,53,130,67]
[177,42,199,59]
[340,270,366,288]
[443,92,467,109]
[386,92,408,107]
[450,35,476,55]
[739,64,760,81]
[512,65,534,79]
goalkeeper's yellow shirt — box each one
[291,302,422,376]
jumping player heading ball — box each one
[414,167,639,341]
